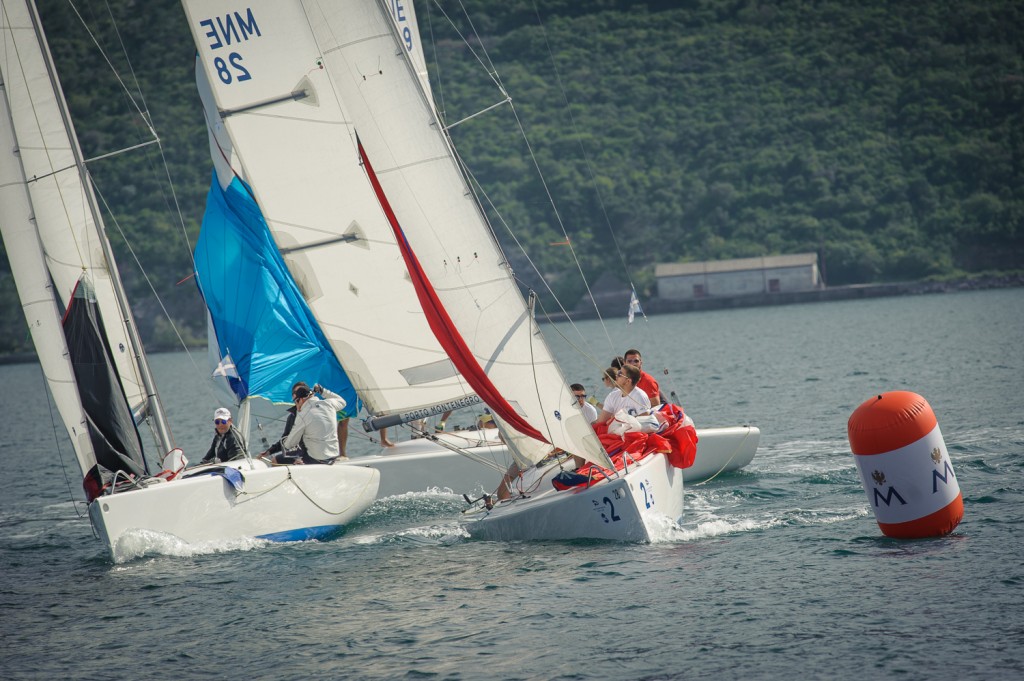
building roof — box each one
[655,253,819,277]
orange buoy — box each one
[847,391,963,538]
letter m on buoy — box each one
[933,461,956,493]
[873,486,907,507]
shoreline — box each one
[555,274,1024,322]
[2,276,1021,363]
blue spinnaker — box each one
[194,172,360,414]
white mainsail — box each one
[183,1,474,420]
[0,0,169,473]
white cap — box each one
[214,407,231,421]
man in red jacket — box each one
[623,348,662,407]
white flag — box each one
[212,353,239,379]
[627,290,642,324]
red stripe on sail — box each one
[357,141,548,444]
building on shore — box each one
[655,253,824,301]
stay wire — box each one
[529,1,676,394]
[67,1,204,368]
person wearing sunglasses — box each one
[595,363,651,425]
[259,381,312,464]
[201,407,247,464]
[623,349,662,408]
[279,382,349,463]
[570,383,598,424]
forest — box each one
[1,0,1021,353]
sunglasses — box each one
[214,419,229,425]
[574,393,586,398]
[625,358,641,364]
[616,371,625,378]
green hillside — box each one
[1,0,1021,353]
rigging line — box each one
[40,366,88,519]
[405,430,511,475]
[502,98,614,354]
[528,1,617,353]
[83,138,159,163]
[26,139,160,185]
[90,182,210,400]
[532,294,614,381]
[64,0,155,139]
[442,95,511,131]
[70,0,196,276]
[422,0,447,123]
[691,427,754,486]
[529,2,671,391]
[62,1,193,286]
[459,160,602,362]
[427,0,502,92]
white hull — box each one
[88,459,379,562]
[464,452,683,542]
[351,425,759,498]
[339,428,508,497]
[685,425,760,482]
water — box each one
[1,289,1022,680]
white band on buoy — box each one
[852,424,959,525]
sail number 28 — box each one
[214,53,252,84]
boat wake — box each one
[352,522,469,546]
[112,529,271,563]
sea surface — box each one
[1,288,1022,680]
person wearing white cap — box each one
[201,407,247,464]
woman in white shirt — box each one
[595,364,651,425]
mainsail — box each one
[0,0,168,492]
[184,2,476,422]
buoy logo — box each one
[931,448,942,464]
[871,470,886,485]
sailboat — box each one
[0,0,379,561]
[181,1,758,540]
[181,1,757,505]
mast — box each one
[24,0,174,455]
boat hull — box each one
[464,452,683,542]
[339,428,507,497]
[355,425,759,498]
[88,460,379,561]
[685,425,759,482]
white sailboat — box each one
[0,0,379,561]
[181,0,758,540]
